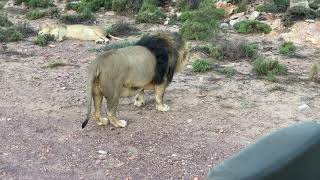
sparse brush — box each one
[279,41,296,56]
[46,7,60,19]
[234,20,272,34]
[256,0,289,13]
[15,22,37,37]
[34,34,55,46]
[0,14,14,27]
[192,59,212,73]
[309,63,320,83]
[23,0,54,8]
[60,11,95,24]
[218,67,237,78]
[112,0,143,15]
[0,27,24,42]
[253,58,287,81]
[27,9,46,20]
[106,21,139,37]
[235,0,248,13]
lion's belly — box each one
[65,26,103,40]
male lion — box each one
[81,32,190,128]
[39,24,122,43]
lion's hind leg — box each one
[93,84,109,126]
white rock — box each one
[187,65,192,69]
[98,150,108,154]
[298,104,310,111]
[249,11,260,20]
[187,119,192,123]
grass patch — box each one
[282,6,319,27]
[17,0,53,8]
[15,22,37,37]
[192,59,212,73]
[217,67,237,78]
[106,21,139,37]
[0,27,23,42]
[309,63,320,83]
[34,34,55,46]
[269,85,286,92]
[235,0,248,13]
[112,0,143,15]
[27,9,46,20]
[253,58,287,81]
[46,7,60,19]
[179,0,224,40]
[241,43,258,58]
[135,0,166,24]
[0,14,14,27]
[234,20,272,34]
[279,41,296,56]
[60,11,95,24]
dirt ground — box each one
[1,2,320,180]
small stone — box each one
[99,155,107,159]
[187,65,192,69]
[172,154,177,157]
[7,118,12,121]
[298,104,310,111]
[187,119,192,123]
[220,23,230,30]
[98,150,108,154]
[48,45,56,48]
[248,11,260,20]
[229,12,245,20]
[61,87,66,90]
[305,19,315,23]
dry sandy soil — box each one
[1,1,320,179]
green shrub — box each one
[309,63,320,83]
[192,59,212,73]
[0,14,13,27]
[27,9,46,20]
[240,43,258,58]
[24,0,53,8]
[34,34,55,46]
[218,67,237,78]
[256,0,289,13]
[66,2,81,11]
[235,0,248,13]
[60,11,95,24]
[15,22,37,37]
[46,7,60,19]
[0,27,24,42]
[135,0,166,24]
[282,6,319,27]
[0,3,4,10]
[106,21,139,37]
[279,41,296,56]
[234,20,272,34]
[78,0,113,12]
[180,0,224,40]
[176,0,200,11]
[253,58,287,81]
[112,0,143,15]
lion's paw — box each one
[118,120,127,127]
[156,104,170,112]
[96,118,109,126]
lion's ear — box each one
[186,42,192,51]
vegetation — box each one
[282,6,319,27]
[0,14,13,27]
[15,0,53,8]
[27,9,46,20]
[241,43,258,59]
[179,0,224,40]
[135,0,166,24]
[218,67,237,78]
[192,59,212,73]
[0,27,23,42]
[112,0,143,15]
[106,21,139,37]
[253,58,287,81]
[309,63,320,83]
[279,41,296,56]
[175,0,201,11]
[34,34,55,46]
[234,20,272,34]
[269,85,286,92]
[235,0,248,13]
[256,0,289,13]
[60,10,95,24]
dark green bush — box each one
[0,14,13,27]
[234,20,272,34]
[282,6,319,27]
[27,9,46,20]
[279,41,296,56]
[192,59,212,73]
[256,0,289,13]
[106,21,139,37]
[135,0,167,24]
[235,0,248,13]
[253,58,287,81]
[112,0,143,15]
[240,43,258,58]
[34,34,55,46]
[176,0,201,11]
[46,7,60,19]
[23,0,53,8]
[180,0,224,40]
[0,27,24,42]
[218,67,237,78]
[60,11,95,24]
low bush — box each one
[282,6,319,27]
[179,0,224,40]
[192,59,212,73]
[218,67,237,78]
[0,14,13,27]
[279,41,296,56]
[19,0,53,8]
[106,21,139,37]
[309,63,320,83]
[240,43,258,58]
[235,0,248,13]
[234,20,272,34]
[27,9,46,20]
[256,0,289,13]
[60,10,95,24]
[0,27,24,42]
[34,34,55,46]
[112,0,143,15]
[253,58,287,81]
[135,0,166,24]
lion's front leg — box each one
[134,89,145,107]
[155,84,170,112]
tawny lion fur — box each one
[39,24,122,43]
[82,32,190,129]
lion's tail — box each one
[82,63,99,129]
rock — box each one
[187,119,192,123]
[290,0,310,8]
[229,12,245,20]
[248,11,260,20]
[305,19,315,23]
[98,150,108,154]
[220,23,230,30]
[229,16,247,26]
[215,2,237,16]
[298,104,310,111]
[187,65,192,69]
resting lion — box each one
[81,32,190,128]
[39,24,122,43]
